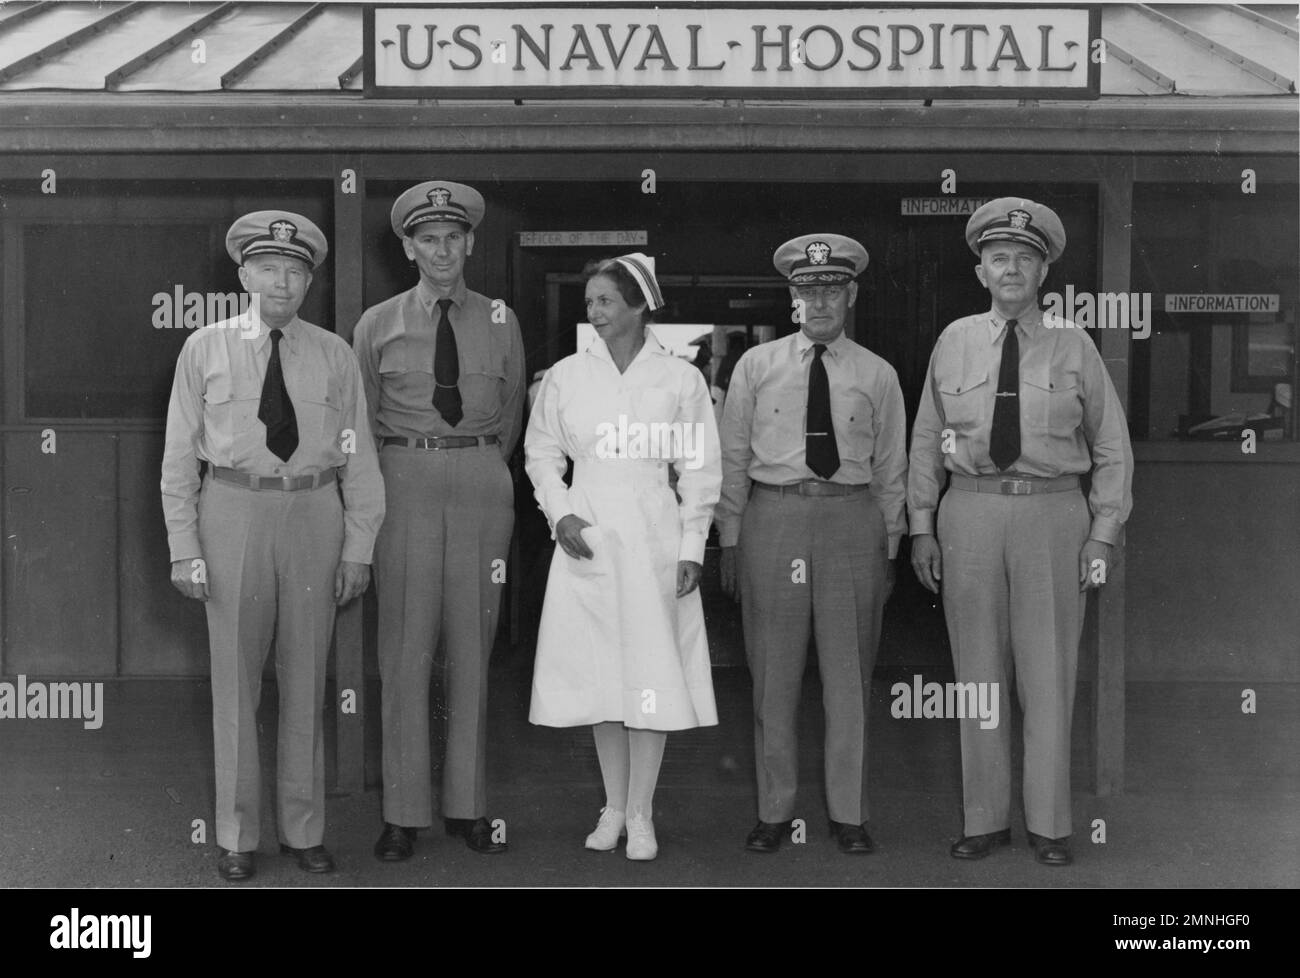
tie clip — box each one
[995,392,1018,398]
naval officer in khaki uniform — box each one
[908,198,1133,866]
[162,211,385,881]
[354,181,526,860]
[718,234,908,855]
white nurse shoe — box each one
[625,812,658,861]
[584,807,626,851]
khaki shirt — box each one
[160,313,386,564]
[907,310,1134,544]
[717,330,909,557]
[352,279,526,458]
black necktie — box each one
[433,298,463,428]
[805,343,840,480]
[258,328,298,462]
[989,318,1021,471]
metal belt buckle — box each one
[1000,478,1033,495]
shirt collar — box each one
[249,315,303,353]
[417,278,468,314]
[794,328,850,359]
[986,308,1044,340]
[585,326,669,367]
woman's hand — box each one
[677,560,702,597]
[556,514,594,559]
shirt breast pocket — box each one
[460,361,507,421]
[379,343,432,405]
[294,375,344,447]
[756,385,805,426]
[831,390,874,465]
[1021,365,1082,432]
[204,375,259,435]
[936,362,989,431]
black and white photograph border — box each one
[0,0,1296,902]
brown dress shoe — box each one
[744,820,791,853]
[374,823,417,862]
[217,848,255,881]
[950,828,1012,860]
[280,844,336,873]
[1027,832,1073,866]
[830,821,876,854]
[445,817,507,854]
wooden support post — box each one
[1092,157,1135,796]
[332,155,366,795]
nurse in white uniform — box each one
[525,254,721,861]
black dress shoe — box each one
[280,844,336,873]
[830,821,875,854]
[950,828,1012,860]
[444,817,507,854]
[374,823,416,862]
[1027,832,1073,866]
[744,820,791,853]
[217,848,255,881]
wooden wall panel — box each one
[3,431,117,675]
[118,431,208,676]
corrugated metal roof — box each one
[1103,3,1294,94]
[0,1,1295,96]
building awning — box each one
[0,3,1294,156]
[0,1,1294,95]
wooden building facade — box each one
[0,2,1296,792]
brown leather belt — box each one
[212,466,337,492]
[949,474,1080,496]
[753,480,870,498]
[382,435,499,450]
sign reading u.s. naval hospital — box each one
[365,5,1100,99]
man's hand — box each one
[719,546,740,602]
[677,560,702,598]
[170,557,210,601]
[556,514,594,560]
[1079,539,1113,592]
[910,534,942,594]
[335,560,371,606]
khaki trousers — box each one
[739,489,889,825]
[198,475,343,852]
[938,487,1090,839]
[375,443,514,826]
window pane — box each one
[18,182,333,421]
[1130,183,1298,441]
[24,222,220,419]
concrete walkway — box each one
[0,649,1295,888]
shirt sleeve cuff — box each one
[908,509,935,537]
[678,530,708,565]
[1088,516,1123,546]
[167,532,202,565]
[341,537,375,565]
[542,487,575,537]
[717,520,740,548]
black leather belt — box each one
[211,467,337,492]
[382,435,499,450]
[753,480,870,498]
[949,474,1080,495]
